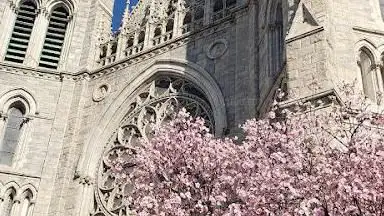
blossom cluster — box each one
[112,86,384,216]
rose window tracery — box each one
[92,76,215,216]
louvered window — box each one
[38,6,69,69]
[4,1,37,64]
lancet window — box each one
[358,48,377,101]
[194,6,204,20]
[126,36,134,48]
[0,102,26,166]
[4,0,38,64]
[181,0,205,34]
[38,6,70,69]
[152,27,162,46]
[269,3,284,77]
[97,44,108,66]
[136,31,145,52]
[212,0,237,21]
[164,19,174,41]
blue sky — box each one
[112,0,139,31]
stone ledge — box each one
[286,26,325,44]
[0,168,40,179]
[353,26,384,36]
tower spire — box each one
[122,0,131,24]
[126,0,131,11]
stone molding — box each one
[0,5,243,83]
[0,181,38,203]
[285,26,324,44]
[75,58,227,185]
[206,39,228,59]
[0,88,39,116]
[74,172,95,186]
[92,83,111,102]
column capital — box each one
[371,63,383,70]
[8,0,17,12]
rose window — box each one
[92,76,214,216]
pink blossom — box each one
[110,87,384,215]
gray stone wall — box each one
[0,0,384,215]
[55,3,262,215]
[284,0,384,101]
[0,68,76,215]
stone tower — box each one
[0,0,382,215]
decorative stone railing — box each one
[123,42,144,58]
[152,31,173,46]
[123,46,134,57]
[181,24,192,34]
[97,54,116,67]
[163,31,173,42]
[95,2,241,68]
[152,35,162,46]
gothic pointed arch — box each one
[0,88,38,116]
[45,0,75,16]
[93,75,216,215]
[4,0,38,64]
[17,185,37,216]
[1,186,17,216]
[0,88,37,166]
[75,60,227,215]
[38,4,71,69]
[38,0,75,70]
[357,47,377,101]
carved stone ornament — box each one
[93,84,111,102]
[207,39,228,59]
[92,76,214,216]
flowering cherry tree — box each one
[111,84,384,216]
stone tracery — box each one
[92,76,214,216]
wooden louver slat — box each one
[38,6,69,70]
[4,1,37,64]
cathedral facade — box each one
[0,0,383,215]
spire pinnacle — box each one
[126,0,131,10]
[123,0,131,20]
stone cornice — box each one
[353,26,384,36]
[285,26,325,44]
[0,169,41,179]
[0,62,81,82]
[0,11,240,82]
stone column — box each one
[147,22,156,49]
[27,201,35,216]
[25,8,49,68]
[0,4,17,61]
[204,0,211,25]
[144,22,151,49]
[10,199,21,216]
[75,175,95,216]
[373,64,383,102]
[173,0,182,37]
[12,117,31,170]
[0,114,8,149]
[116,34,126,60]
[0,197,4,215]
